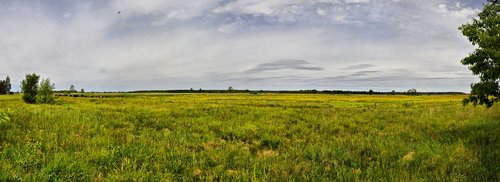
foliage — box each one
[36,78,56,104]
[20,74,57,104]
[69,85,76,93]
[407,88,418,95]
[20,73,40,104]
[0,76,11,95]
[0,93,498,181]
[459,3,500,108]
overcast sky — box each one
[0,0,486,92]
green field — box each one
[0,94,498,181]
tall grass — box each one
[0,94,498,181]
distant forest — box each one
[126,89,465,95]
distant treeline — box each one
[127,89,466,95]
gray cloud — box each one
[343,64,376,70]
[245,59,324,73]
[347,70,380,77]
[0,0,482,92]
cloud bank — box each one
[0,0,483,92]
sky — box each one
[0,0,488,92]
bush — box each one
[0,76,11,95]
[36,78,56,104]
[20,74,57,104]
[406,89,418,96]
[21,73,40,104]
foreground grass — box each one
[0,94,498,181]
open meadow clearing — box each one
[0,93,499,181]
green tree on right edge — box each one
[459,3,500,108]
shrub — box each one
[0,76,11,95]
[36,78,56,104]
[406,89,418,96]
[21,73,40,104]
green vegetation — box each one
[69,85,76,93]
[36,78,56,104]
[20,73,40,104]
[0,93,498,181]
[459,3,500,108]
[0,76,11,95]
[20,74,56,104]
[407,88,418,96]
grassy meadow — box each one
[0,93,498,181]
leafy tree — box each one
[0,76,11,94]
[21,73,40,104]
[459,3,500,108]
[69,85,76,93]
[36,78,56,104]
[368,89,374,95]
[407,88,418,95]
[5,76,10,94]
[80,88,85,93]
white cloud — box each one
[316,8,326,16]
[345,0,370,3]
[437,4,480,19]
[111,0,220,26]
[0,0,482,92]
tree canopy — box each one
[20,74,57,104]
[0,76,11,94]
[69,85,76,93]
[36,78,56,104]
[21,73,40,104]
[459,3,500,108]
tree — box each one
[21,73,40,104]
[36,78,56,104]
[459,3,500,108]
[368,89,374,95]
[5,76,10,94]
[0,80,4,94]
[407,88,418,95]
[69,85,76,93]
[0,76,10,95]
[80,88,85,93]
